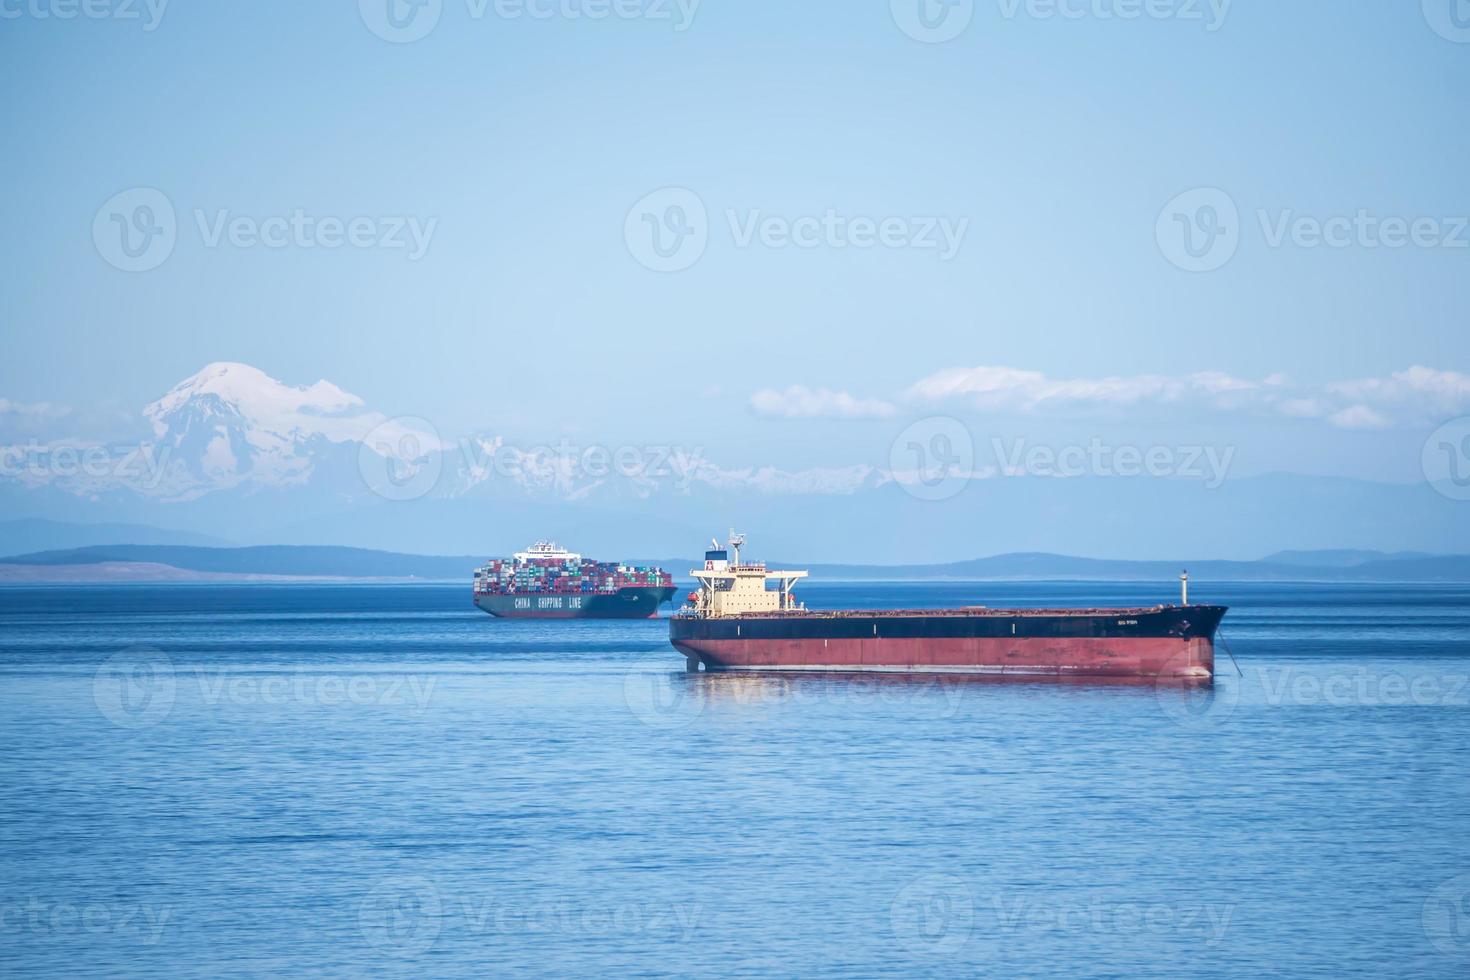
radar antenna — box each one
[728,529,746,566]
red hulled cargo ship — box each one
[669,534,1226,679]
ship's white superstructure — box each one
[513,541,581,564]
[687,531,807,618]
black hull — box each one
[476,586,676,619]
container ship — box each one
[669,534,1226,679]
[474,542,676,619]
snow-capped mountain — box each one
[4,362,858,504]
[142,363,367,496]
[4,363,1468,561]
[0,362,442,502]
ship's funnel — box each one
[703,547,729,572]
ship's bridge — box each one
[688,532,806,618]
[514,541,581,563]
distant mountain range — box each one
[5,362,1470,562]
[3,544,1469,584]
[0,545,481,580]
[0,519,232,557]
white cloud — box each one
[0,398,66,418]
[0,398,73,439]
[1277,398,1326,419]
[1326,366,1470,425]
[906,365,1260,411]
[1327,405,1391,430]
[749,385,895,419]
[908,363,1470,429]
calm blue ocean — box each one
[1,581,1468,978]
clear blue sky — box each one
[3,1,1467,482]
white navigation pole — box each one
[1181,570,1189,606]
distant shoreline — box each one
[4,543,1470,584]
[2,561,1468,587]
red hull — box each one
[671,635,1214,679]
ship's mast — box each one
[728,529,746,567]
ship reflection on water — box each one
[634,668,1225,728]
